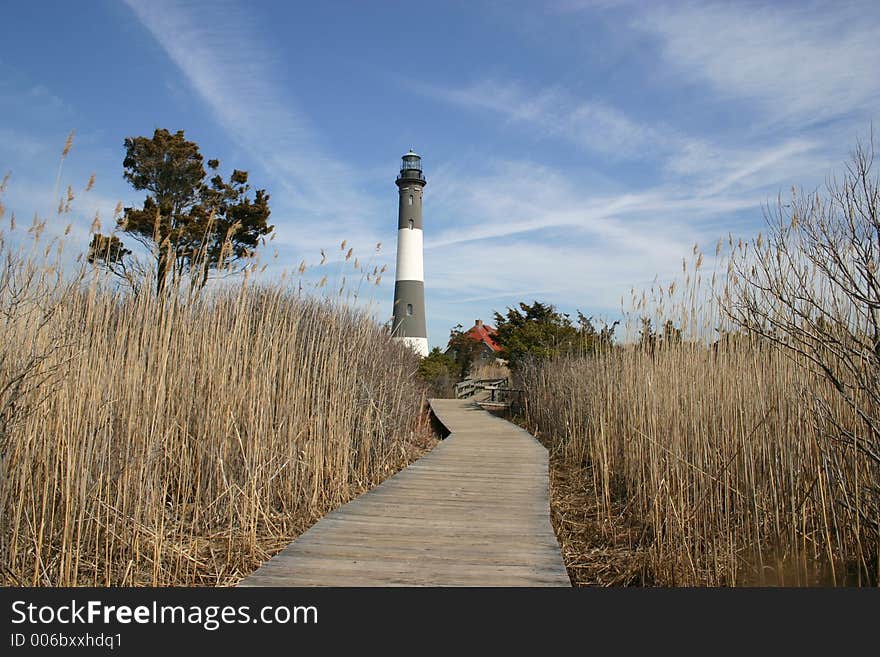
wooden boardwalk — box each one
[238,398,569,586]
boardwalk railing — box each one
[454,377,507,399]
[454,379,477,399]
[454,377,527,414]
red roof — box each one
[465,321,502,352]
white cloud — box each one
[0,128,55,162]
[666,137,834,199]
[416,130,846,347]
[419,79,679,159]
[418,76,835,205]
[418,153,756,347]
[426,155,769,253]
[633,2,880,127]
[121,0,383,251]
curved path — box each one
[238,398,569,586]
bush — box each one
[418,347,458,398]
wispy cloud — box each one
[632,2,880,128]
[418,78,678,160]
[417,76,831,203]
[668,138,831,198]
[121,0,382,246]
[425,148,802,254]
[424,157,736,303]
[0,128,55,161]
[419,131,839,345]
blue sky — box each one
[1,1,878,348]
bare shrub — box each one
[727,139,880,579]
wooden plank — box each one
[237,398,569,587]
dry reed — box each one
[469,360,510,382]
[0,223,433,586]
[521,242,877,586]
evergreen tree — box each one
[88,128,273,294]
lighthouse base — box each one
[395,336,429,358]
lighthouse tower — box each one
[391,150,428,357]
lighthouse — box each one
[391,150,428,357]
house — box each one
[446,319,503,364]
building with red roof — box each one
[446,319,503,364]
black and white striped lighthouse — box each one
[391,150,428,357]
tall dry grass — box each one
[521,238,877,585]
[523,341,871,585]
[0,224,432,586]
[469,360,510,382]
